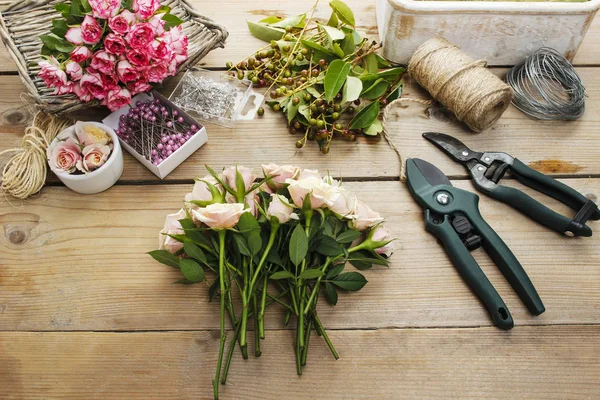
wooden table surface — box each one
[1,0,600,399]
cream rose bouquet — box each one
[149,164,394,399]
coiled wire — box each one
[505,48,586,120]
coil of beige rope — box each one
[0,111,72,199]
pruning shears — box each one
[423,132,600,237]
[405,158,545,330]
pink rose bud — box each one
[47,137,82,173]
[70,46,92,63]
[77,143,111,173]
[158,209,186,253]
[144,63,168,83]
[109,10,136,34]
[105,87,132,112]
[80,71,106,100]
[370,226,394,257]
[126,78,152,96]
[116,60,139,83]
[286,177,340,209]
[126,22,156,51]
[126,48,150,67]
[329,186,358,218]
[266,194,298,224]
[80,15,103,45]
[65,61,83,81]
[75,121,111,146]
[65,27,84,45]
[88,0,121,19]
[73,82,93,102]
[104,33,127,55]
[261,163,300,189]
[222,166,256,192]
[191,203,249,230]
[184,175,223,206]
[90,50,117,75]
[132,0,161,20]
[351,200,384,231]
[38,56,68,90]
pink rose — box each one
[267,194,298,224]
[185,175,222,206]
[132,0,161,20]
[80,72,106,100]
[351,201,384,231]
[226,191,260,218]
[330,186,358,217]
[70,46,92,63]
[88,0,121,19]
[144,63,168,83]
[370,226,394,257]
[148,14,166,36]
[73,82,93,102]
[262,163,300,189]
[116,60,140,83]
[65,61,83,81]
[109,10,135,34]
[298,169,321,180]
[38,56,70,93]
[127,23,156,51]
[90,51,117,75]
[47,137,82,173]
[162,26,188,63]
[77,143,111,173]
[191,203,249,230]
[75,121,111,146]
[150,40,173,61]
[81,15,103,45]
[222,166,256,192]
[65,27,83,45]
[126,78,152,96]
[104,87,132,112]
[104,34,127,55]
[101,73,119,90]
[286,177,340,209]
[126,48,150,67]
[159,209,186,253]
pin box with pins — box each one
[103,91,208,179]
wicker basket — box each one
[0,0,228,114]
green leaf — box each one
[148,250,180,269]
[306,86,321,98]
[326,263,345,279]
[349,101,380,129]
[289,224,308,267]
[327,11,339,27]
[40,34,74,53]
[179,259,205,283]
[337,229,362,244]
[299,269,324,280]
[323,59,351,102]
[365,53,378,74]
[55,3,71,18]
[270,271,295,280]
[162,14,185,31]
[378,67,406,83]
[364,119,383,136]
[348,250,389,270]
[386,83,403,102]
[361,78,389,101]
[301,39,336,57]
[259,16,282,24]
[329,0,355,26]
[287,94,305,122]
[208,278,219,301]
[238,212,260,233]
[298,104,312,121]
[332,43,344,58]
[247,20,286,42]
[331,272,367,291]
[41,45,53,57]
[273,40,296,53]
[179,219,210,248]
[340,33,355,56]
[341,76,362,104]
[183,242,208,265]
[267,250,285,267]
[232,233,251,257]
[320,24,345,41]
[325,282,338,305]
[70,0,83,16]
[80,0,92,13]
[376,54,392,68]
[155,4,171,14]
[51,20,69,37]
[271,14,306,28]
[121,0,133,11]
[316,235,344,257]
[247,231,263,256]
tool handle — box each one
[425,210,514,330]
[489,184,592,237]
[467,207,546,316]
[511,158,600,221]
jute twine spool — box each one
[0,111,72,199]
[408,37,513,132]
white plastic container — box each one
[376,0,600,66]
[49,122,124,195]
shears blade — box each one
[410,158,453,187]
[422,132,483,163]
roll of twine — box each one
[0,111,72,199]
[505,47,586,120]
[408,37,513,132]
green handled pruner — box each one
[406,158,545,330]
[423,132,600,237]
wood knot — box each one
[0,212,40,247]
[7,229,27,245]
[424,105,456,123]
[1,107,31,126]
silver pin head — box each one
[478,166,484,171]
[436,192,450,205]
[462,151,469,156]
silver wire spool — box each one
[505,48,586,120]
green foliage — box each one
[330,272,367,291]
[148,250,180,269]
[289,224,309,267]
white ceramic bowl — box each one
[49,122,124,195]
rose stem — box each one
[314,311,339,360]
[259,276,268,339]
[295,323,303,375]
[238,258,250,359]
[303,257,334,314]
[297,211,313,349]
[213,230,228,400]
[253,295,261,357]
[220,317,242,385]
[301,318,313,366]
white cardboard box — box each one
[103,91,208,179]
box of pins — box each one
[169,68,264,128]
[102,91,208,179]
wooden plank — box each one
[1,179,598,331]
[0,0,599,72]
[1,326,599,399]
[1,64,600,181]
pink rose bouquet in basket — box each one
[149,164,396,399]
[37,0,188,111]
